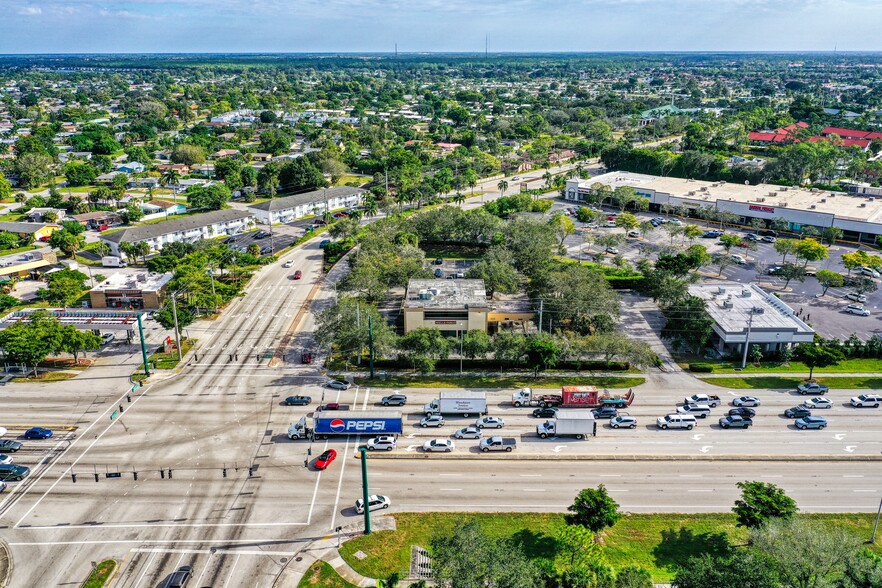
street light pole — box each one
[171,293,183,362]
[741,308,758,369]
[359,447,372,535]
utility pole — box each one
[368,315,375,379]
[137,313,150,377]
[740,308,758,369]
[538,299,544,333]
[356,303,361,366]
[460,331,464,375]
[208,267,217,314]
[872,495,882,544]
[359,447,372,534]
[171,294,183,362]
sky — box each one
[0,0,881,54]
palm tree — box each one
[161,169,181,203]
[497,179,509,198]
[134,241,151,264]
[119,242,136,264]
[363,195,379,217]
[453,192,466,207]
[543,170,553,191]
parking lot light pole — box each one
[741,308,759,369]
[360,447,371,535]
[137,314,150,377]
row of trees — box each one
[0,310,103,376]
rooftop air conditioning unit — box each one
[722,301,734,309]
[811,188,819,192]
[756,198,765,203]
[860,203,867,208]
[780,187,788,191]
[820,198,827,203]
[810,205,816,209]
[718,286,727,294]
[870,197,875,202]
[741,289,751,297]
[752,308,765,314]
[768,192,777,197]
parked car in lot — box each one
[729,407,756,418]
[846,292,867,303]
[23,427,53,440]
[419,415,445,428]
[434,268,443,278]
[784,406,812,419]
[0,440,22,453]
[0,480,6,493]
[423,439,454,453]
[454,426,482,439]
[166,565,193,588]
[366,436,397,451]
[355,495,390,513]
[381,394,407,407]
[761,235,777,243]
[255,230,270,239]
[797,382,829,395]
[0,454,13,465]
[101,332,115,345]
[730,254,746,265]
[846,304,871,316]
[733,396,761,407]
[0,464,30,481]
[475,416,505,429]
[532,407,558,419]
[850,394,882,408]
[795,416,827,430]
[859,267,880,278]
[609,415,637,429]
[703,230,723,238]
[326,379,351,390]
[284,395,311,406]
[592,406,619,419]
[301,351,313,364]
[803,397,833,409]
[719,415,753,429]
[314,449,337,470]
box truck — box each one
[101,256,128,268]
[287,411,403,440]
[424,391,487,417]
[536,411,597,440]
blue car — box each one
[23,427,53,440]
[794,416,827,430]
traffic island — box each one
[82,559,117,588]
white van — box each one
[656,414,698,430]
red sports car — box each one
[314,449,337,470]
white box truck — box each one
[536,410,597,440]
[102,256,128,268]
[424,391,487,417]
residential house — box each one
[25,208,66,223]
[0,222,61,242]
[71,211,121,230]
[209,149,241,160]
[116,162,146,174]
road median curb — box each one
[360,453,882,462]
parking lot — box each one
[556,203,882,341]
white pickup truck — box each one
[683,393,721,408]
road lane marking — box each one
[194,553,213,588]
[11,385,153,528]
[132,549,160,588]
[224,554,242,588]
[329,388,357,531]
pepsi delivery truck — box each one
[287,411,403,440]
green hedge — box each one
[689,363,714,373]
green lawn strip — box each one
[147,338,196,369]
[682,357,882,374]
[701,376,882,389]
[83,559,117,588]
[12,371,78,383]
[297,561,359,588]
[352,375,645,389]
[340,513,879,583]
[0,244,41,256]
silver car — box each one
[475,416,505,429]
[419,415,445,428]
[454,426,482,439]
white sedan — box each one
[423,439,455,453]
[454,426,482,439]
[803,397,833,409]
[475,416,505,429]
[733,396,761,407]
[0,454,12,465]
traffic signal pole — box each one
[360,447,371,534]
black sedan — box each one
[728,407,756,418]
[284,395,312,406]
[532,407,559,419]
[784,406,812,419]
[592,406,619,419]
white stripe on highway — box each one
[12,385,153,528]
[224,554,242,588]
[134,547,297,556]
[16,521,312,531]
[330,388,357,532]
[194,553,213,588]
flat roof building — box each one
[566,172,882,244]
[89,272,173,310]
[247,187,364,225]
[689,283,814,354]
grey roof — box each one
[404,279,489,309]
[248,187,364,212]
[101,209,253,244]
[0,221,59,234]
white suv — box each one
[656,414,697,430]
[851,394,882,408]
[846,304,871,316]
[366,436,397,451]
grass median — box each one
[352,375,645,389]
[83,559,117,588]
[297,562,358,588]
[340,512,879,583]
[700,376,882,389]
[681,357,882,374]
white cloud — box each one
[17,6,42,15]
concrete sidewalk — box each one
[275,517,397,588]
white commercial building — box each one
[566,172,882,244]
[100,209,255,256]
[689,283,815,354]
[247,187,364,225]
